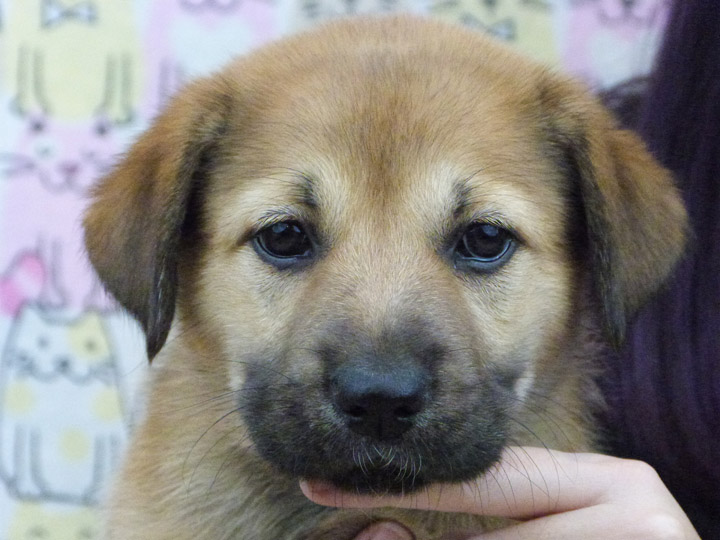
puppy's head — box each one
[84,17,686,493]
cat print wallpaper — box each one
[0,0,668,537]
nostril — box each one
[330,361,429,441]
[344,404,368,419]
[394,404,418,419]
[339,396,421,421]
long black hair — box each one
[601,1,720,536]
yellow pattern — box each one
[92,387,123,422]
[9,502,99,540]
[4,381,36,415]
[68,313,111,364]
[59,428,91,462]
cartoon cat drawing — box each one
[0,305,126,504]
[0,1,141,312]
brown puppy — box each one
[84,16,687,540]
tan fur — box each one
[84,16,687,540]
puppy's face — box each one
[84,17,686,495]
[198,64,577,492]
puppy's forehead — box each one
[210,21,569,248]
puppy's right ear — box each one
[84,78,231,360]
[540,78,687,345]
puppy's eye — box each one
[254,221,313,266]
[454,223,515,271]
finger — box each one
[467,504,691,540]
[301,448,699,539]
[301,446,649,519]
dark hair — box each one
[600,1,720,536]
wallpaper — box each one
[0,1,668,538]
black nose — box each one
[330,362,428,441]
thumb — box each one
[353,522,415,540]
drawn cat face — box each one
[3,306,113,382]
[0,114,121,194]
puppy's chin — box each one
[317,449,502,495]
[329,465,429,495]
[280,437,505,495]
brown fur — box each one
[84,16,687,540]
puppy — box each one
[83,16,687,540]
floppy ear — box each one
[84,78,231,359]
[546,82,688,345]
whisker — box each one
[182,407,242,488]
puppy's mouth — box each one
[330,466,424,494]
[319,447,429,494]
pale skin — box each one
[300,447,700,540]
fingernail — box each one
[299,480,336,501]
[354,522,414,540]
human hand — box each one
[300,446,700,540]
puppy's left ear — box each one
[545,79,688,345]
[84,77,231,359]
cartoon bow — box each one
[42,0,97,28]
[460,15,517,41]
